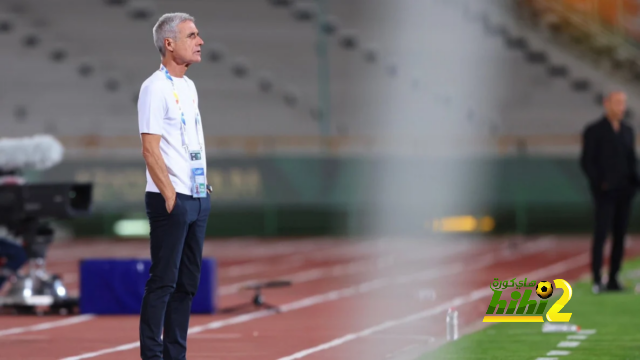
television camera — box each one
[0,180,93,315]
[0,135,93,315]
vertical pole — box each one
[617,0,624,37]
[515,141,527,236]
[316,0,331,137]
[591,0,599,32]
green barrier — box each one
[54,202,640,238]
[35,155,640,237]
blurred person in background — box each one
[580,90,640,294]
[0,169,28,291]
[137,12,210,360]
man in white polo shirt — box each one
[137,12,210,360]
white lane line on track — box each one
[187,333,243,339]
[5,238,554,345]
[218,238,555,295]
[220,256,306,277]
[0,315,95,338]
[275,252,590,360]
[58,240,555,360]
[217,254,398,295]
[0,335,50,341]
[2,239,492,340]
[217,241,357,278]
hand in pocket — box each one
[166,193,177,213]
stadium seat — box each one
[2,0,638,141]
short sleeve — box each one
[187,78,198,105]
[138,81,167,135]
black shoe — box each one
[606,279,625,291]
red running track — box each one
[0,235,638,360]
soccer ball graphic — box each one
[536,281,554,299]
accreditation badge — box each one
[189,150,207,198]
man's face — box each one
[605,92,627,120]
[168,20,203,64]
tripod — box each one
[0,220,77,315]
[219,280,292,314]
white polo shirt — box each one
[137,69,207,196]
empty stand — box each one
[1,0,637,153]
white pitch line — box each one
[578,329,596,335]
[547,350,571,356]
[59,241,556,360]
[274,252,590,360]
[541,328,595,358]
[567,335,587,340]
[557,341,581,348]
[0,315,95,338]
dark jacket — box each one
[580,116,640,193]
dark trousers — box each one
[139,192,210,360]
[591,187,635,284]
[0,238,27,289]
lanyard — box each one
[159,65,203,154]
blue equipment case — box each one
[79,258,217,315]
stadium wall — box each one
[35,156,640,237]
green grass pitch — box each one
[417,257,640,360]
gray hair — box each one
[153,13,195,57]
